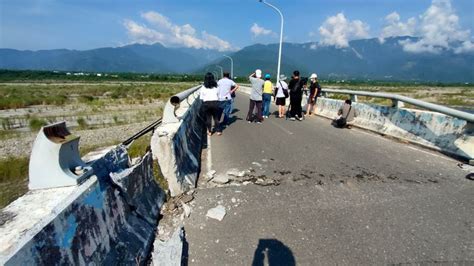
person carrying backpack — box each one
[306,73,321,116]
[288,70,306,121]
[274,74,289,118]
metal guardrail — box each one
[121,118,162,146]
[170,85,202,106]
[239,83,472,122]
[322,88,474,123]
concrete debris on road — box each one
[206,170,216,180]
[226,168,248,177]
[151,226,184,266]
[206,205,226,221]
[212,175,230,184]
[182,203,192,218]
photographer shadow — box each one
[251,239,295,266]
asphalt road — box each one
[183,92,474,265]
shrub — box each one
[76,117,88,129]
[29,117,47,131]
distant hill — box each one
[0,43,224,74]
[206,37,474,83]
[1,37,473,82]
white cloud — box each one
[318,13,369,48]
[123,11,235,51]
[379,12,416,43]
[250,23,275,38]
[381,0,474,53]
[454,41,474,54]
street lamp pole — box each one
[258,0,283,85]
[215,65,223,79]
[223,55,234,79]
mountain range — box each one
[1,37,473,82]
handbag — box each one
[279,81,289,98]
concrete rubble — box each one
[151,227,185,266]
[212,175,230,184]
[206,205,226,221]
[206,170,216,180]
[226,168,248,177]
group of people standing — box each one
[199,69,354,136]
[247,69,322,122]
[199,72,239,136]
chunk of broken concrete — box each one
[206,205,226,221]
[226,168,247,177]
[182,203,192,218]
[206,170,216,180]
[212,175,230,184]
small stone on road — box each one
[206,205,226,221]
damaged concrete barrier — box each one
[151,85,205,196]
[315,98,474,161]
[0,147,166,265]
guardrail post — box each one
[350,94,358,102]
[392,99,405,108]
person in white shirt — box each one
[217,72,239,126]
[199,73,222,136]
[274,74,289,118]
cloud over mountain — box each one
[124,11,235,52]
[317,13,369,48]
[250,23,275,38]
[381,0,474,53]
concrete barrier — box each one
[315,98,473,161]
[238,86,473,161]
[0,147,165,265]
[151,87,205,196]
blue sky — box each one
[1,0,473,53]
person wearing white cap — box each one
[274,74,289,118]
[306,73,322,116]
[247,69,264,123]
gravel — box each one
[0,121,152,159]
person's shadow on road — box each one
[251,239,296,266]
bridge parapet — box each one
[1,126,165,265]
[151,85,205,196]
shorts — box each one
[276,97,286,106]
[308,95,319,104]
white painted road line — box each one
[207,135,212,172]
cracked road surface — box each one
[184,93,474,265]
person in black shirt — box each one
[306,73,321,116]
[288,70,306,121]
